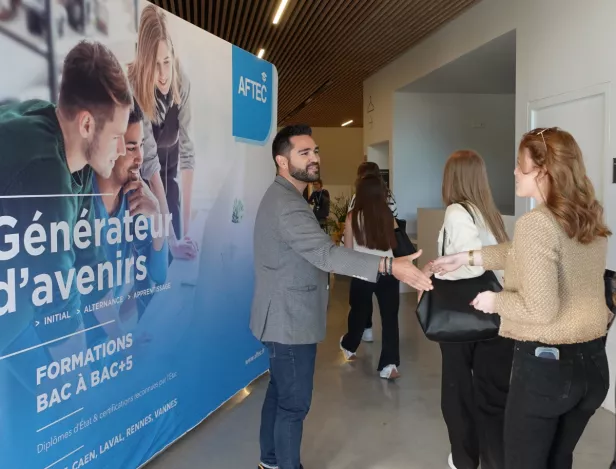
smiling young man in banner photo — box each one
[89,97,170,337]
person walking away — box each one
[347,161,399,343]
[339,174,401,379]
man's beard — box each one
[290,162,320,183]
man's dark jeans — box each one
[260,342,317,469]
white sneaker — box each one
[448,453,457,469]
[379,364,400,380]
[362,328,374,342]
[339,336,356,360]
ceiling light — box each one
[273,0,290,25]
[257,49,265,59]
[341,120,353,127]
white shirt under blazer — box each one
[436,203,504,284]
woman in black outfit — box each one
[340,174,400,380]
[347,162,398,342]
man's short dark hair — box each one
[128,98,144,125]
[272,124,312,166]
[58,40,133,124]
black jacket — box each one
[309,189,330,221]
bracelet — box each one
[380,257,387,276]
[388,257,393,275]
[469,250,475,267]
[380,257,392,276]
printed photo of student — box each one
[88,98,169,343]
[0,40,133,387]
[127,4,198,261]
[0,41,143,438]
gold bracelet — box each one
[469,250,475,267]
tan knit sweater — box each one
[482,204,610,345]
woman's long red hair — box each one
[521,127,611,244]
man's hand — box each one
[391,250,433,291]
[170,236,199,260]
[416,262,434,302]
[123,178,161,218]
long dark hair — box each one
[355,161,380,188]
[351,175,396,251]
[355,161,395,203]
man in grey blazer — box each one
[252,124,432,469]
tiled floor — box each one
[146,277,615,468]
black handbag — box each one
[415,204,502,343]
[392,218,416,258]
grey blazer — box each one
[250,176,381,345]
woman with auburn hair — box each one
[433,150,512,469]
[128,4,197,260]
[432,128,612,469]
[340,174,401,379]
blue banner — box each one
[0,2,274,468]
[232,46,275,145]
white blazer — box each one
[436,203,504,284]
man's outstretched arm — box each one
[279,201,432,290]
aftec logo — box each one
[232,46,274,144]
[237,71,268,104]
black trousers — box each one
[440,337,514,469]
[504,338,609,469]
[348,279,374,329]
[341,276,400,371]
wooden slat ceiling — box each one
[151,0,479,127]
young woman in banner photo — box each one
[128,4,198,260]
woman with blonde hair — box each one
[433,129,612,469]
[128,4,197,259]
[433,150,513,469]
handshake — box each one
[387,251,432,291]
[388,250,465,292]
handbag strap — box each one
[442,202,476,257]
[458,202,475,223]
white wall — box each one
[364,0,616,412]
[367,141,390,169]
[364,0,616,268]
[364,0,516,167]
[393,92,515,232]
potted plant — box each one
[327,194,351,244]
